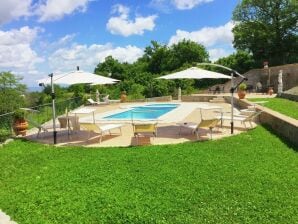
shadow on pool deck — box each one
[24,102,251,147]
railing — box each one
[0,97,83,142]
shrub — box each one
[238,83,247,91]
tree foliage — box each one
[91,40,210,99]
[0,72,26,114]
[215,50,255,74]
[232,0,298,66]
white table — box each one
[70,108,97,123]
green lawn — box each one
[248,97,298,119]
[0,126,297,223]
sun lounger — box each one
[80,122,123,143]
[178,118,219,140]
[216,111,262,129]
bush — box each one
[239,83,247,91]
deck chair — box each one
[27,117,49,138]
[131,110,158,145]
[87,98,100,105]
[179,119,219,140]
[216,111,262,129]
[80,122,123,143]
[102,95,121,104]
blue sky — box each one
[0,0,239,87]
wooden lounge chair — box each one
[80,122,123,143]
[178,119,219,140]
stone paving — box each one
[25,101,256,147]
[0,210,17,224]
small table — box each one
[70,108,97,123]
[177,122,197,135]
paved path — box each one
[0,210,17,224]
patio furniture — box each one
[27,117,50,138]
[131,110,158,145]
[80,122,123,143]
[178,118,219,140]
[58,115,80,133]
[102,95,121,104]
[87,98,101,105]
[70,107,96,124]
[216,111,262,129]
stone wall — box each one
[181,95,223,102]
[146,96,172,102]
[280,93,298,102]
[225,97,298,147]
[223,63,298,93]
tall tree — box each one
[94,56,126,80]
[232,0,298,66]
[215,50,255,74]
[0,72,26,113]
[168,40,209,71]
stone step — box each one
[209,100,225,103]
[209,97,225,103]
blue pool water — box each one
[104,104,179,120]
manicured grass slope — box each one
[249,97,298,119]
[0,127,297,223]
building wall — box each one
[222,63,298,93]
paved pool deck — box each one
[25,101,257,147]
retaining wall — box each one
[224,97,298,147]
[181,95,222,102]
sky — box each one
[0,0,239,87]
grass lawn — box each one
[248,97,298,119]
[0,126,297,223]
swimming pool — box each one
[103,104,179,120]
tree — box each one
[94,56,126,80]
[0,72,26,114]
[232,0,298,66]
[215,50,255,74]
[168,40,209,71]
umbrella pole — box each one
[50,73,57,144]
[230,72,234,134]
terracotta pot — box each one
[120,92,127,103]
[237,90,246,99]
[13,119,28,136]
[268,87,274,95]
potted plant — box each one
[13,109,28,136]
[238,83,247,99]
[268,86,274,95]
[120,90,127,103]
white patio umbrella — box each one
[157,66,232,133]
[37,67,119,144]
[157,67,232,80]
[38,70,119,85]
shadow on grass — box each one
[262,124,298,152]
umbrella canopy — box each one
[157,67,231,80]
[37,68,119,144]
[37,70,119,85]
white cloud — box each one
[169,21,234,47]
[208,48,234,62]
[172,0,213,10]
[48,43,144,72]
[107,4,157,36]
[0,0,32,25]
[150,0,213,11]
[36,0,92,22]
[0,27,43,70]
